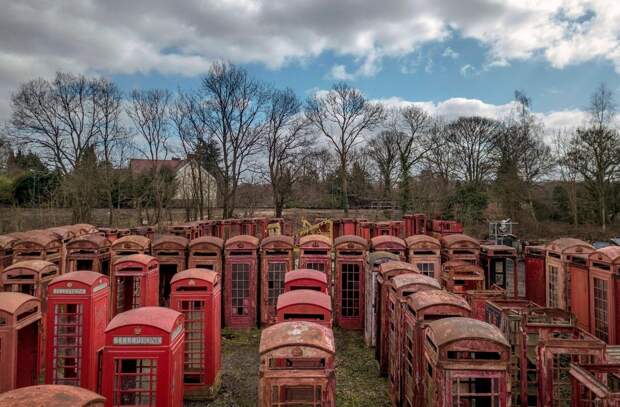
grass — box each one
[190,327,389,406]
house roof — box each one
[129,158,186,175]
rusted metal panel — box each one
[334,235,368,330]
[102,307,185,407]
[298,234,333,296]
[224,235,259,329]
[440,233,480,264]
[258,321,336,407]
[364,251,399,348]
[284,269,329,293]
[567,251,592,331]
[260,235,294,326]
[544,238,594,311]
[569,363,620,406]
[524,245,547,307]
[276,289,333,327]
[0,292,42,393]
[110,254,159,317]
[110,235,151,265]
[481,244,518,297]
[440,260,485,296]
[152,234,188,307]
[65,234,111,276]
[45,271,109,392]
[170,268,221,400]
[406,235,441,279]
[423,317,511,407]
[0,384,105,406]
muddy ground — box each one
[187,328,389,407]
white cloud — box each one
[328,65,355,81]
[442,47,459,59]
[459,64,477,77]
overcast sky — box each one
[1,0,619,130]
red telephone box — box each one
[373,221,392,237]
[440,260,484,295]
[129,226,155,241]
[406,235,441,278]
[276,289,333,327]
[0,234,18,280]
[422,318,511,407]
[364,251,399,348]
[402,290,471,407]
[2,260,59,309]
[386,273,441,403]
[370,235,406,260]
[480,244,518,297]
[102,307,184,407]
[65,234,112,275]
[375,261,418,375]
[334,235,367,330]
[358,221,371,240]
[188,236,224,276]
[298,234,333,294]
[72,224,97,236]
[166,223,195,241]
[13,231,64,275]
[464,288,506,321]
[151,235,188,306]
[440,233,480,264]
[524,245,546,306]
[170,268,221,399]
[567,250,593,331]
[224,235,259,329]
[588,247,620,344]
[545,238,593,310]
[46,226,76,244]
[341,218,357,236]
[0,384,105,406]
[260,235,294,326]
[258,321,336,407]
[570,363,620,406]
[110,235,151,265]
[45,271,109,391]
[0,292,41,392]
[111,255,159,317]
[284,269,328,293]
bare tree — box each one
[127,88,172,225]
[306,82,384,214]
[263,87,314,217]
[424,119,454,182]
[392,106,435,212]
[589,83,616,130]
[552,129,580,225]
[199,62,267,218]
[446,116,500,186]
[367,130,399,201]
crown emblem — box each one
[134,327,142,335]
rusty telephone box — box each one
[0,234,18,278]
[276,289,333,327]
[102,307,185,407]
[545,238,594,310]
[370,235,406,261]
[423,317,511,407]
[570,362,620,406]
[170,268,221,399]
[111,254,159,317]
[284,269,329,293]
[524,245,546,306]
[110,235,151,265]
[0,292,41,393]
[298,234,333,294]
[588,246,620,344]
[0,384,105,406]
[406,235,441,278]
[151,234,188,306]
[2,260,59,309]
[45,271,109,391]
[364,251,399,348]
[224,235,259,329]
[188,236,224,276]
[258,321,336,407]
[13,231,64,275]
[402,290,471,407]
[480,244,518,297]
[260,235,294,326]
[375,261,418,375]
[440,233,480,264]
[334,235,367,330]
[386,273,441,404]
[65,234,112,275]
[464,288,506,321]
[568,249,595,331]
[440,260,485,295]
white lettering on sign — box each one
[113,336,163,345]
[171,324,183,341]
[93,282,108,293]
[53,288,86,295]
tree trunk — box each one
[340,157,349,215]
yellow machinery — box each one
[297,218,333,240]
